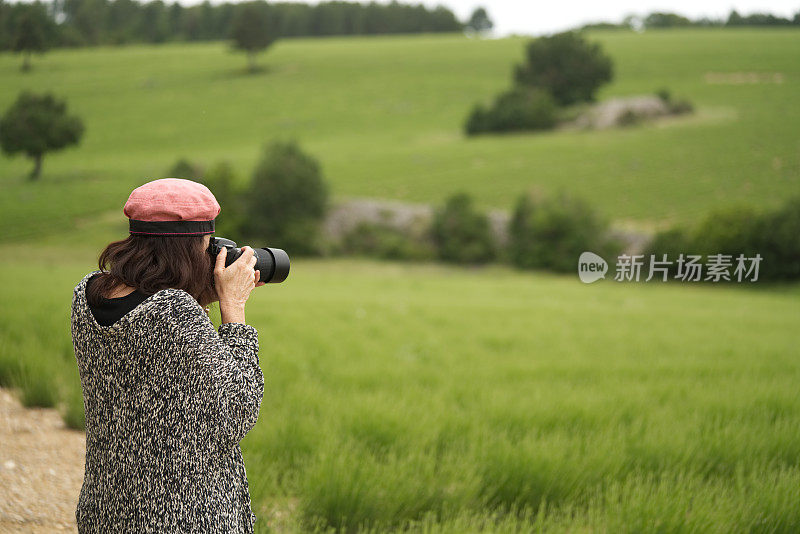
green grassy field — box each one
[1,29,799,242]
[2,27,799,532]
[1,241,799,532]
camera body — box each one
[208,237,290,284]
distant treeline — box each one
[0,0,463,49]
[581,9,800,31]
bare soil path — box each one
[0,389,84,533]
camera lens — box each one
[209,237,290,284]
[255,248,290,283]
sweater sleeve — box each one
[166,290,264,448]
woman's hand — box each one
[214,247,262,322]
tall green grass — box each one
[1,29,799,242]
[1,243,798,531]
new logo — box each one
[578,252,608,283]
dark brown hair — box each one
[86,235,216,308]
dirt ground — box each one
[0,389,84,533]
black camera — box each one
[208,237,290,284]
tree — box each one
[643,12,691,28]
[200,161,245,236]
[106,0,141,44]
[726,10,743,26]
[0,92,84,180]
[509,190,615,272]
[137,0,169,43]
[466,7,492,34]
[167,157,203,180]
[431,193,495,264]
[241,140,328,255]
[514,31,613,106]
[11,4,52,71]
[62,0,108,45]
[230,2,277,73]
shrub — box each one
[617,109,641,127]
[643,226,693,277]
[509,190,616,272]
[464,104,491,136]
[241,140,329,255]
[646,227,692,258]
[514,31,613,106]
[200,161,244,236]
[431,193,495,264]
[340,222,434,261]
[691,205,762,256]
[677,205,768,281]
[656,88,672,103]
[645,198,800,282]
[758,197,800,280]
[655,87,694,115]
[669,99,694,115]
[465,88,557,135]
[167,157,203,180]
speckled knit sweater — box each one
[70,270,264,533]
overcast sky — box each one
[437,0,800,35]
[239,0,800,36]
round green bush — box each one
[431,193,495,264]
[509,191,615,272]
[465,88,557,135]
[240,140,329,256]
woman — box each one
[70,178,266,533]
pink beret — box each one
[124,178,220,236]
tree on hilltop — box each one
[230,2,278,73]
[466,7,493,35]
[11,4,54,71]
[514,31,613,106]
[0,92,85,180]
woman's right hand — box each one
[214,246,258,311]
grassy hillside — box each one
[1,29,799,242]
[1,243,799,531]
